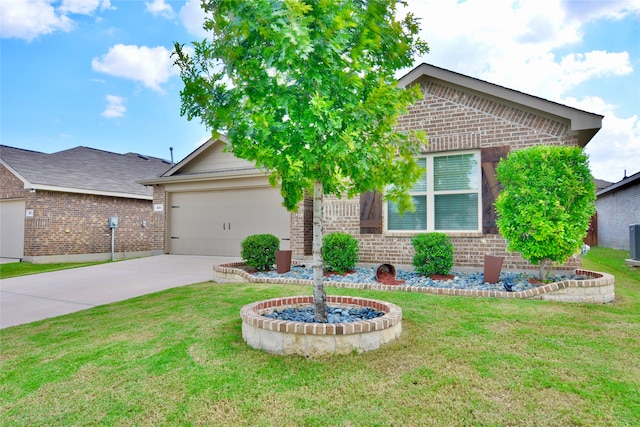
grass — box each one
[1,246,638,426]
[0,261,108,279]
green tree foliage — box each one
[495,145,596,278]
[323,232,360,274]
[173,0,428,320]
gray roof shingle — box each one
[0,145,171,198]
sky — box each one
[1,0,639,183]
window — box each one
[386,151,481,232]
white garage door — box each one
[0,199,25,259]
[168,187,290,256]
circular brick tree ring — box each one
[240,296,402,357]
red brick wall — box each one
[290,196,308,256]
[0,164,28,199]
[399,79,575,151]
[290,78,582,272]
[2,164,156,258]
[23,191,154,257]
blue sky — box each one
[1,0,639,182]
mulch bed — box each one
[376,271,406,286]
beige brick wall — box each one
[151,184,166,253]
[291,78,583,272]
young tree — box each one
[494,145,596,279]
[173,0,428,320]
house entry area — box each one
[167,186,290,256]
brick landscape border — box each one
[240,295,403,357]
[215,263,615,304]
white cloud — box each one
[403,0,639,183]
[179,0,208,38]
[408,0,636,100]
[561,0,640,23]
[145,0,175,19]
[0,0,74,41]
[91,44,179,92]
[1,0,113,41]
[59,0,112,15]
[101,95,126,118]
[484,50,633,101]
[573,97,640,182]
[560,50,632,85]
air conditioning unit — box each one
[631,224,640,261]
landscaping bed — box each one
[214,263,615,303]
[250,265,582,293]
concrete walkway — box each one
[0,255,239,329]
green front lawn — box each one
[0,261,108,279]
[1,246,638,426]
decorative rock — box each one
[251,266,585,292]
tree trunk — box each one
[313,179,327,322]
[539,258,549,281]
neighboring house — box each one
[140,63,603,272]
[0,145,171,262]
[595,179,613,192]
[595,171,640,251]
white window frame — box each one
[384,149,482,233]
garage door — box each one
[168,187,290,256]
[0,199,25,259]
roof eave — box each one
[0,159,32,187]
[161,135,229,177]
[28,184,153,200]
[596,173,640,196]
[399,63,603,147]
[139,167,266,186]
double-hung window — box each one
[386,150,481,232]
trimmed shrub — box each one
[495,145,595,278]
[411,232,454,276]
[323,232,359,274]
[240,234,280,271]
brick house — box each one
[0,145,171,262]
[595,171,640,251]
[140,63,603,272]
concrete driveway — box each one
[0,255,239,329]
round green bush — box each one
[495,145,595,278]
[240,234,280,271]
[323,232,359,274]
[411,232,454,276]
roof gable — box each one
[164,137,256,177]
[0,145,171,199]
[398,63,603,147]
[139,136,262,185]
